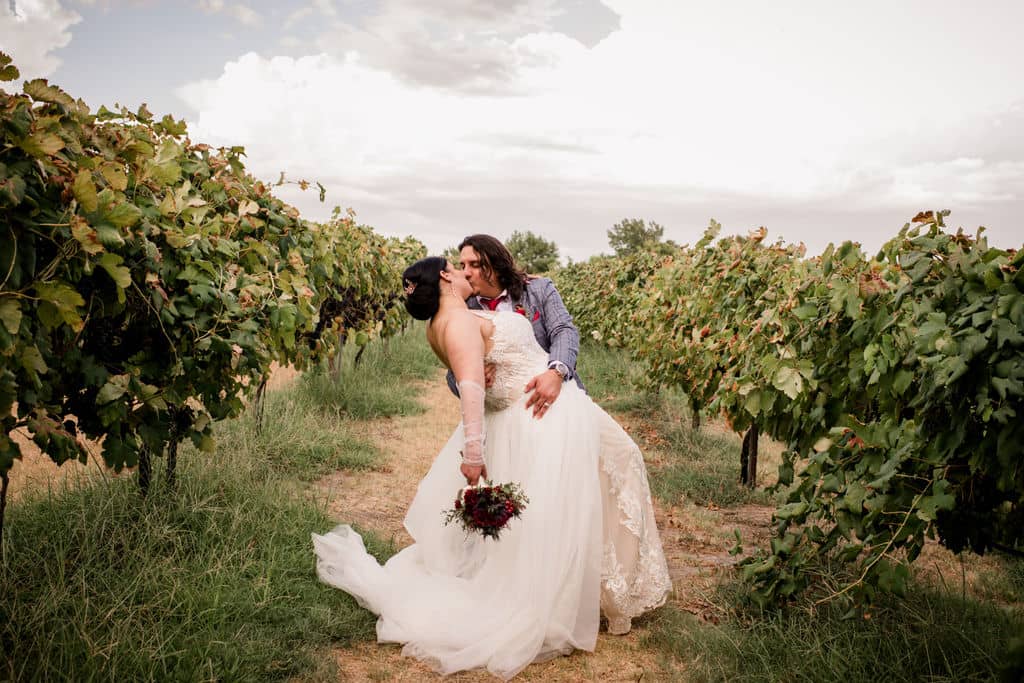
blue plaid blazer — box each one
[446,277,584,395]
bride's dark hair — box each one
[402,256,448,320]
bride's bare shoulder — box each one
[431,310,494,346]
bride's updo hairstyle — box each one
[402,256,448,320]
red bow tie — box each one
[480,295,506,311]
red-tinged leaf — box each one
[71,216,104,255]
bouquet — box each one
[443,480,529,540]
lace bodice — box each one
[476,311,550,411]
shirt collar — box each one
[478,289,508,302]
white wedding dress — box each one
[312,311,671,680]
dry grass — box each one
[4,362,301,504]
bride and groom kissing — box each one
[313,234,671,680]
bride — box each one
[312,256,670,680]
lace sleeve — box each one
[457,379,486,465]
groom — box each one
[446,234,583,418]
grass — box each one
[578,338,772,508]
[230,386,380,481]
[975,556,1024,606]
[0,331,433,682]
[0,443,395,682]
[575,338,653,413]
[299,323,442,420]
[645,576,1024,682]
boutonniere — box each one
[514,305,540,322]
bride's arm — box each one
[443,315,488,479]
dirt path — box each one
[312,370,776,681]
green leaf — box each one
[99,163,128,191]
[19,132,65,158]
[95,224,126,247]
[20,345,48,375]
[874,558,910,596]
[744,389,762,416]
[772,366,803,399]
[917,480,955,521]
[98,253,132,295]
[147,139,182,184]
[0,52,20,81]
[73,170,99,213]
[136,381,167,410]
[34,282,85,331]
[793,303,817,320]
[23,79,75,106]
[191,432,216,453]
[892,369,913,396]
[982,266,1002,291]
[0,173,27,207]
[97,374,131,404]
[0,298,21,334]
[775,501,808,520]
[777,459,794,486]
[157,114,188,136]
[842,482,867,513]
[105,202,142,228]
[0,434,23,474]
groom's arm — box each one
[534,278,580,379]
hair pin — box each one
[403,281,417,296]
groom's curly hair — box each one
[458,234,528,301]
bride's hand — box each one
[460,462,487,485]
[483,363,496,388]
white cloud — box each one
[0,0,81,81]
[196,0,259,27]
[283,5,313,30]
[882,158,1024,205]
[311,0,570,93]
[176,2,1024,256]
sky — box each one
[2,0,1022,262]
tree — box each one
[506,230,560,273]
[607,218,665,256]
[442,245,462,267]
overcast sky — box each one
[2,0,1022,261]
